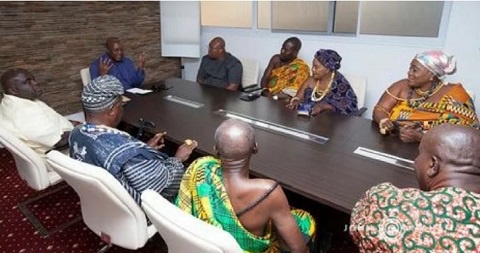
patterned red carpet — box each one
[0,148,167,253]
[0,147,357,252]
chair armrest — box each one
[356,107,368,117]
[242,84,260,92]
[45,144,69,155]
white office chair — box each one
[141,189,243,253]
[239,57,260,90]
[46,150,156,250]
[343,73,367,116]
[0,125,61,191]
[64,111,85,123]
[64,67,90,122]
[80,67,91,86]
[466,89,475,102]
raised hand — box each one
[99,57,113,76]
[138,51,146,70]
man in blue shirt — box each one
[89,37,145,90]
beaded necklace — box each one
[407,80,444,108]
[311,72,335,102]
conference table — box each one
[122,78,419,215]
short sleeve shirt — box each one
[197,53,243,89]
[350,182,480,252]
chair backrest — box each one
[80,67,91,86]
[141,189,243,253]
[239,57,260,89]
[0,125,60,190]
[343,73,367,108]
[46,151,156,250]
[466,89,475,102]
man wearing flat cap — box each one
[69,75,197,203]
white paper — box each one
[126,88,153,94]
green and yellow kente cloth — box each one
[389,84,479,130]
[267,58,310,95]
[175,156,316,253]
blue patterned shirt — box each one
[69,124,184,204]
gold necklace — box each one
[429,82,444,96]
[408,81,445,107]
[414,87,430,96]
[414,81,445,96]
[311,72,335,102]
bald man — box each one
[175,119,315,253]
[196,37,243,91]
[260,37,309,99]
[89,37,145,90]
[0,68,74,156]
[350,124,480,252]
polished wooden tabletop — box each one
[122,78,419,214]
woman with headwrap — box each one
[373,50,479,143]
[286,49,359,116]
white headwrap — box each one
[415,50,456,79]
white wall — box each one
[183,2,480,118]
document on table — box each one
[126,88,153,95]
[121,96,131,103]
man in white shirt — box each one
[0,68,75,155]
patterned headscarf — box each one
[315,49,342,71]
[415,50,456,79]
[82,75,124,112]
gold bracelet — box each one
[374,105,390,116]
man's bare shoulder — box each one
[251,178,277,190]
[269,54,282,68]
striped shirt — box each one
[69,123,184,204]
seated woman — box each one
[373,50,479,143]
[176,119,315,253]
[286,49,358,116]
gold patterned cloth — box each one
[389,84,479,130]
[350,182,480,252]
[267,58,310,95]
